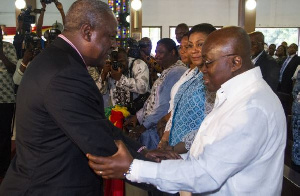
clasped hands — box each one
[86,140,181,179]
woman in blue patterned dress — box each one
[158,23,216,153]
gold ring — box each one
[99,171,103,175]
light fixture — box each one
[15,0,26,10]
[126,15,130,23]
[119,12,130,27]
[246,0,256,10]
[131,0,142,11]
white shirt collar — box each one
[252,50,264,64]
[215,67,262,108]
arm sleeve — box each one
[13,59,23,85]
[127,107,270,193]
[44,68,121,156]
[142,68,186,129]
[6,43,18,65]
[96,70,109,95]
[116,59,149,94]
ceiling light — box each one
[15,0,26,10]
[246,0,256,10]
[131,0,142,11]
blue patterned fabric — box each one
[292,70,300,165]
[169,69,206,146]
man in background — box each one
[249,31,280,93]
[175,23,189,44]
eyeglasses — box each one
[202,54,237,68]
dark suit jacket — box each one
[255,51,280,93]
[0,38,144,196]
[278,55,300,94]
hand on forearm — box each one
[87,140,133,179]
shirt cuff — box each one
[126,159,158,183]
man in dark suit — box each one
[0,0,173,195]
[248,31,280,93]
[278,43,300,95]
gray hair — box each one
[64,0,113,32]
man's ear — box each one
[80,23,92,42]
[231,56,242,72]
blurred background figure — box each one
[275,45,287,67]
[175,23,189,45]
[138,37,162,87]
[268,43,277,59]
[97,48,149,108]
[0,28,17,181]
[249,31,280,93]
[178,33,190,66]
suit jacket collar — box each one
[254,50,267,66]
[52,37,86,69]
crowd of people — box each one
[0,0,299,195]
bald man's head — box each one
[201,26,254,92]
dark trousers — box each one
[0,103,14,177]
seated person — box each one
[96,47,149,107]
[158,24,216,153]
[124,38,187,150]
[177,33,190,66]
[139,37,162,87]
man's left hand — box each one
[87,140,133,179]
[110,67,122,81]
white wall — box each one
[256,0,300,27]
[142,0,239,38]
[0,0,299,36]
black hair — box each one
[188,23,216,37]
[157,38,178,56]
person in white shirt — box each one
[87,26,286,196]
[96,47,149,107]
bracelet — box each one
[123,161,133,177]
[21,61,28,68]
[137,146,147,153]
